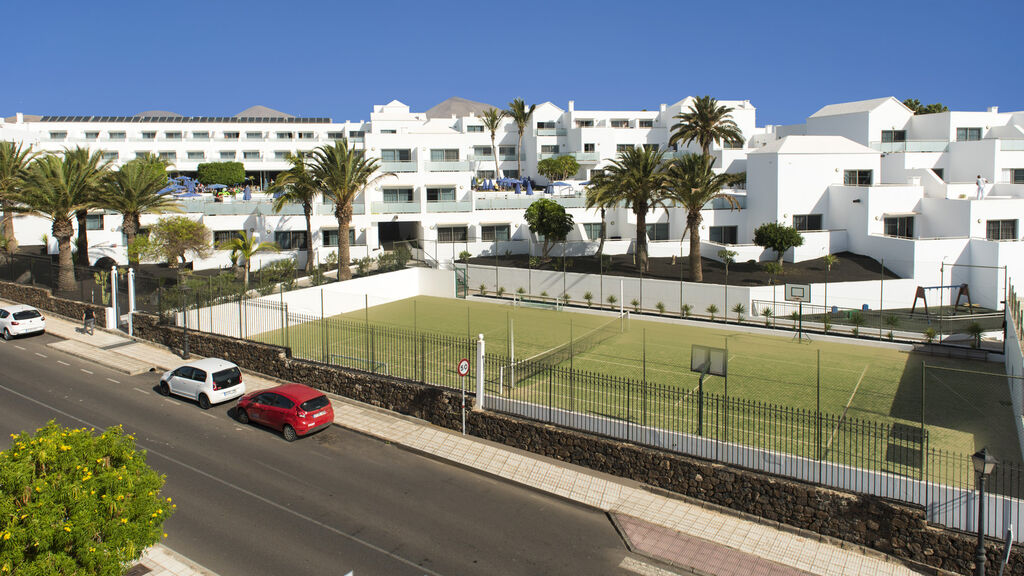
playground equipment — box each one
[911,283,972,316]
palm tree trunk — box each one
[688,212,703,282]
[491,134,500,179]
[336,204,353,281]
[53,218,76,291]
[516,131,524,179]
[303,203,314,275]
[596,207,606,258]
[243,260,250,291]
[635,206,648,273]
[75,210,89,267]
[122,215,137,264]
[2,200,17,252]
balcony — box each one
[553,196,586,209]
[536,128,567,137]
[499,154,521,162]
[538,153,562,160]
[474,195,537,210]
[869,140,950,153]
[371,201,421,214]
[573,151,600,162]
[426,200,473,213]
[702,195,747,210]
[1001,140,1024,151]
[315,202,364,215]
[381,161,417,173]
[426,160,470,172]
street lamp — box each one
[971,447,997,576]
[181,285,191,360]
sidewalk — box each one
[21,303,932,576]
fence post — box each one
[921,361,927,481]
[321,290,327,364]
[110,266,118,331]
[237,295,243,339]
[127,268,135,337]
[475,333,485,411]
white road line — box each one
[106,378,120,384]
[14,345,25,350]
[133,387,150,395]
[201,412,217,419]
[57,360,70,366]
[163,398,177,405]
[619,556,684,576]
[80,369,93,375]
[35,352,47,358]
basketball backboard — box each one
[690,344,727,377]
[785,283,811,303]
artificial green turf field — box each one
[259,295,1017,466]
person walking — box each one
[83,308,95,335]
[976,174,988,199]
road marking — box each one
[80,369,93,375]
[201,412,217,419]
[163,398,177,405]
[35,352,47,358]
[619,556,684,576]
[57,360,70,366]
[106,378,120,384]
[14,345,25,350]
[0,382,447,576]
[133,387,150,395]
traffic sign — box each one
[457,358,470,377]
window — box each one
[476,170,495,179]
[638,119,654,128]
[383,188,414,203]
[323,229,338,247]
[109,131,126,141]
[426,187,455,202]
[467,125,484,133]
[956,127,982,141]
[481,224,510,241]
[243,151,260,160]
[793,214,823,231]
[276,132,294,140]
[85,214,103,231]
[611,119,629,128]
[932,168,944,181]
[274,230,309,250]
[584,143,596,152]
[326,132,345,140]
[843,169,873,186]
[881,130,906,143]
[101,151,118,161]
[473,146,492,157]
[245,131,263,139]
[381,149,412,162]
[575,119,594,128]
[214,230,244,244]
[84,131,99,140]
[381,129,397,134]
[536,121,555,129]
[134,152,152,159]
[986,220,1018,240]
[158,151,176,161]
[430,149,459,161]
[349,130,365,138]
[503,169,519,179]
[709,226,738,244]
[499,145,517,158]
[141,131,156,140]
[583,223,603,240]
[187,151,205,160]
[722,139,744,149]
[191,131,209,140]
[645,222,669,241]
[298,132,315,140]
[642,144,659,152]
[884,216,914,238]
[1011,169,1024,184]
[437,226,468,243]
[219,151,236,160]
[616,144,634,152]
[165,131,182,140]
[223,131,239,140]
[274,151,289,159]
[541,145,559,154]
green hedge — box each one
[197,161,245,185]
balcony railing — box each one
[371,201,421,214]
[573,151,600,162]
[702,195,747,210]
[1001,140,1024,151]
[426,200,473,213]
[426,160,470,172]
[499,154,521,161]
[553,196,586,208]
[381,161,418,173]
[538,153,562,160]
[869,140,950,153]
[474,196,537,210]
[536,128,567,137]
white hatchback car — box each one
[159,358,246,409]
[0,305,46,340]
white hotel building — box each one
[2,96,1023,308]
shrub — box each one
[761,307,773,327]
[887,330,895,341]
[681,304,693,318]
[732,302,745,322]
[606,294,617,308]
[849,311,865,332]
[823,319,832,333]
[562,292,570,305]
[459,250,471,262]
[923,327,937,344]
[656,301,666,315]
[885,314,900,330]
[197,161,245,185]
[968,322,984,348]
[631,298,640,313]
[94,269,110,305]
[706,304,719,320]
[584,291,593,308]
[479,283,488,296]
[496,286,506,297]
[540,290,549,300]
[516,287,525,295]
[529,256,540,268]
[257,258,296,294]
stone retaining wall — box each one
[132,312,1021,575]
[0,281,106,325]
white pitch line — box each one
[825,363,870,452]
[80,368,93,375]
[14,345,25,350]
[35,352,47,358]
[133,387,150,395]
[106,378,120,384]
[57,360,70,366]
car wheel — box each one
[2,328,10,341]
[159,381,170,396]
[282,425,297,442]
[236,408,249,425]
[198,394,211,410]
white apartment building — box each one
[2,96,1022,308]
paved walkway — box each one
[11,301,932,576]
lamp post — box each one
[181,285,191,360]
[971,447,997,576]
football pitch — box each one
[259,295,1017,465]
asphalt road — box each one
[0,332,637,576]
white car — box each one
[0,305,46,340]
[159,358,246,409]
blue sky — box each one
[4,0,1021,126]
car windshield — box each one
[13,310,41,320]
[300,395,329,412]
[212,367,241,387]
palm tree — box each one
[823,253,839,311]
[60,147,112,267]
[669,96,745,161]
[662,153,744,282]
[218,232,279,291]
[719,248,737,322]
[308,139,393,280]
[0,141,38,252]
[506,98,536,180]
[98,156,181,263]
[584,172,618,259]
[480,108,507,180]
[269,154,321,274]
[16,154,96,290]
[596,146,669,273]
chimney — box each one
[988,106,999,113]
[568,100,574,112]
[659,103,667,112]
[16,113,24,124]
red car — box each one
[235,384,334,441]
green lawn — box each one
[256,295,1018,481]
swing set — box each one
[910,283,972,316]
